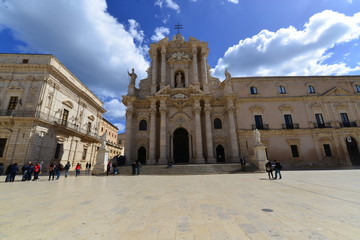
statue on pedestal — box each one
[176,72,184,88]
[253,129,261,145]
[128,68,137,85]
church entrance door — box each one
[216,145,225,162]
[138,146,146,165]
[346,137,360,165]
[173,128,189,163]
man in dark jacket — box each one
[265,161,274,179]
[273,160,282,179]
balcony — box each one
[251,124,269,130]
[313,122,332,128]
[0,110,100,141]
[339,122,357,128]
[282,123,300,129]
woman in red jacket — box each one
[33,163,40,181]
[75,163,81,177]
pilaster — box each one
[204,100,215,163]
[193,99,205,163]
[159,99,167,163]
[160,47,167,89]
[148,100,157,164]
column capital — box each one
[161,47,166,54]
[159,106,168,114]
[193,106,202,114]
[204,106,211,113]
[226,106,235,112]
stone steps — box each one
[114,163,259,176]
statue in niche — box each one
[127,68,137,85]
[225,68,231,81]
[176,72,184,88]
[253,129,261,145]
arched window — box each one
[139,120,147,131]
[214,118,222,129]
[250,86,258,94]
[308,85,316,93]
[278,86,286,94]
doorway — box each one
[173,128,189,163]
[346,137,360,165]
[137,146,146,164]
[216,145,225,162]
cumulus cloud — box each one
[212,10,360,78]
[155,0,180,13]
[151,27,170,42]
[0,0,149,125]
[228,0,239,3]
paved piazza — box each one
[1,170,360,240]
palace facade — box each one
[123,33,360,169]
[0,54,105,171]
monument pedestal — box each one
[92,147,109,175]
[254,143,267,171]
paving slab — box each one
[1,170,360,240]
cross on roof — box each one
[174,23,183,34]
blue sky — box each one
[0,0,359,133]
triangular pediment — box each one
[322,87,352,96]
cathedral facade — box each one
[122,34,360,169]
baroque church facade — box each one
[122,33,360,169]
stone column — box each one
[227,101,239,161]
[194,99,205,163]
[148,100,157,164]
[151,50,158,94]
[192,46,199,88]
[204,101,215,163]
[124,106,133,164]
[185,66,189,87]
[160,47,166,89]
[159,100,167,164]
[202,52,210,93]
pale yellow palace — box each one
[122,33,360,169]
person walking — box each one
[273,160,282,179]
[106,161,111,176]
[33,163,40,181]
[55,163,63,180]
[112,162,118,175]
[5,163,13,182]
[48,163,55,181]
[131,161,136,175]
[240,157,246,171]
[85,162,89,174]
[22,162,30,181]
[64,161,71,178]
[9,162,19,182]
[135,160,141,176]
[265,161,274,179]
[75,163,81,177]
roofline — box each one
[102,117,119,130]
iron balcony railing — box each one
[251,124,269,130]
[313,122,332,128]
[282,123,300,129]
[339,122,357,128]
[0,110,100,139]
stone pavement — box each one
[0,170,359,240]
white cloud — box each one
[103,98,126,119]
[151,27,170,42]
[228,0,239,3]
[213,10,360,78]
[113,123,126,133]
[0,0,149,120]
[155,0,180,13]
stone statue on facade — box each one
[176,72,184,88]
[128,68,137,85]
[100,133,108,150]
[253,129,261,145]
[225,68,231,81]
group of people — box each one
[265,160,282,179]
[3,161,93,182]
[131,160,142,175]
[106,161,119,176]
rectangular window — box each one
[355,85,360,93]
[254,115,264,129]
[0,138,7,157]
[290,145,299,157]
[308,85,316,93]
[284,114,293,129]
[87,122,92,133]
[315,113,325,128]
[340,113,350,127]
[323,144,332,157]
[82,148,87,160]
[22,59,29,64]
[279,86,286,94]
[250,86,258,94]
[61,109,69,126]
[8,96,18,111]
